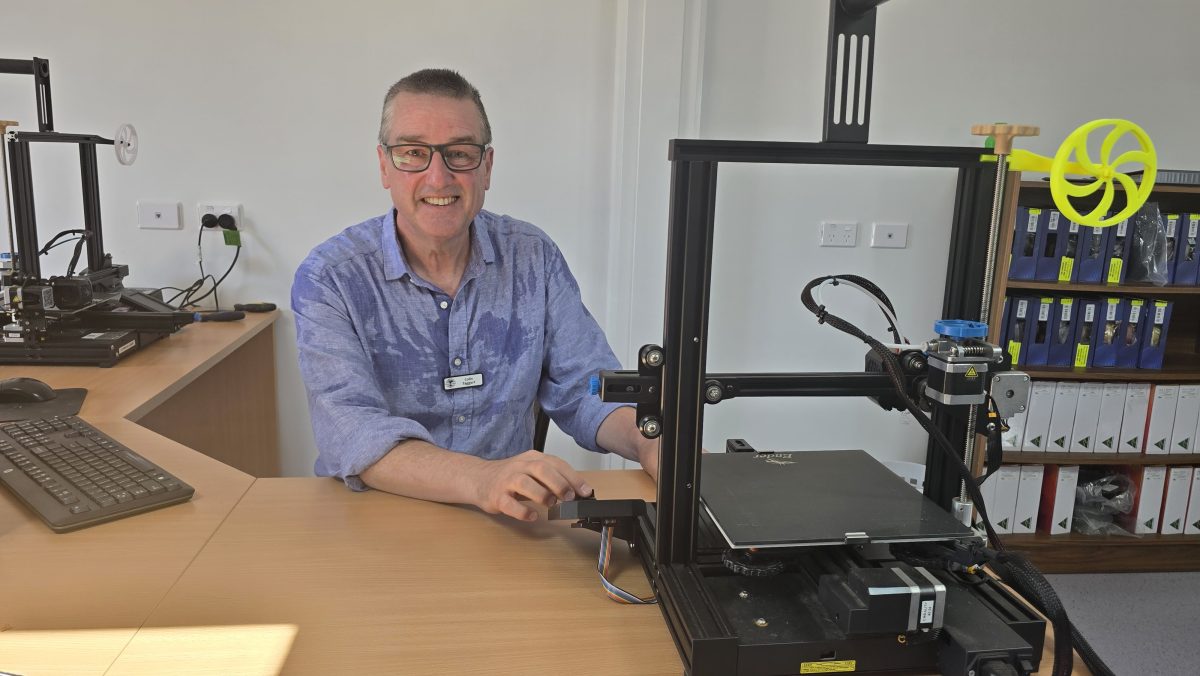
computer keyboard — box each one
[0,416,194,532]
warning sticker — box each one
[801,661,856,674]
[964,366,979,379]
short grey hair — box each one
[378,68,492,146]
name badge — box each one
[444,373,484,391]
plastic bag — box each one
[1072,471,1139,537]
[1126,202,1169,285]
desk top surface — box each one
[0,315,273,672]
[0,313,1075,675]
[0,311,276,422]
[110,473,677,676]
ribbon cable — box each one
[597,525,657,604]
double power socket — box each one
[197,203,243,233]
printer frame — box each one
[592,138,1039,675]
[1,57,192,366]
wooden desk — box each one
[107,472,679,676]
[0,315,275,674]
[0,312,1082,675]
[0,312,281,477]
[94,473,1077,676]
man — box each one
[292,68,658,522]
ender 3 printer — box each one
[1,57,193,367]
[558,303,1045,676]
[551,2,1112,675]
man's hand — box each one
[469,450,593,522]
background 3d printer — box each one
[2,0,1198,476]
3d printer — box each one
[564,274,1046,675]
[0,57,193,366]
[550,2,1127,674]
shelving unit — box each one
[1008,280,1200,296]
[1002,451,1200,466]
[1000,534,1200,573]
[986,177,1200,572]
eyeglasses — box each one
[382,142,489,172]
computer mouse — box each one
[0,377,58,404]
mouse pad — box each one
[0,388,88,422]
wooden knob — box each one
[971,123,1039,155]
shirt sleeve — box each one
[537,241,629,453]
[292,265,436,490]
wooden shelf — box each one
[1013,179,1200,226]
[1002,452,1200,466]
[1022,362,1200,382]
[1019,179,1200,195]
[1002,533,1200,573]
[984,175,1200,573]
[1022,353,1200,381]
[1007,280,1200,296]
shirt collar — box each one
[380,210,496,283]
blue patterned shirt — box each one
[292,209,626,490]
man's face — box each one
[378,92,493,246]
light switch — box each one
[137,201,182,230]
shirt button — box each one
[456,415,466,423]
[453,357,462,366]
[439,300,449,310]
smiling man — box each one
[292,69,657,521]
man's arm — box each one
[535,238,657,474]
[596,406,659,482]
[293,267,440,489]
[360,441,594,521]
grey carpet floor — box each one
[1045,572,1200,676]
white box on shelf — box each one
[1012,464,1045,534]
[1121,466,1167,534]
[1070,383,1104,453]
[1047,382,1080,453]
[989,465,1022,534]
[1118,383,1151,454]
[1160,467,1194,534]
[1184,469,1200,535]
[1022,381,1057,453]
[1040,465,1079,535]
[1145,385,1179,455]
[1095,383,1128,453]
[1170,385,1200,454]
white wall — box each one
[3,0,1199,475]
[618,0,1200,463]
[0,0,621,474]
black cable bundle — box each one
[1069,620,1116,676]
[799,273,1118,676]
[800,274,1002,545]
[988,551,1073,676]
[38,229,93,276]
[154,224,242,311]
[811,274,905,343]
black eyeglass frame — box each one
[381,142,491,172]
